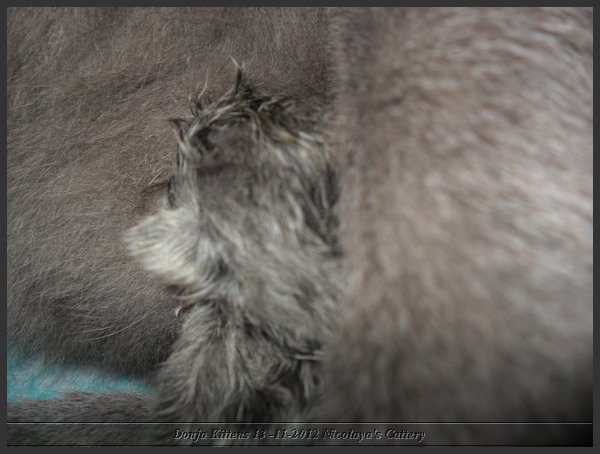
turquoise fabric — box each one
[7,349,153,403]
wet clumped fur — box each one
[125,70,338,441]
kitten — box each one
[7,7,593,446]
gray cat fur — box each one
[315,8,592,445]
[7,7,592,446]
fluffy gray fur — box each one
[7,6,592,446]
[9,68,339,445]
[128,70,339,443]
[7,6,331,375]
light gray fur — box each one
[316,7,592,445]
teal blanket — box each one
[7,349,152,403]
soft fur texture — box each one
[316,7,593,445]
[7,7,592,446]
[7,7,330,375]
